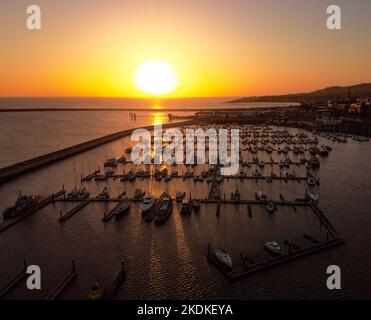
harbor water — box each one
[0,100,370,299]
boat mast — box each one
[72,159,77,189]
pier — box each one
[102,199,127,222]
[0,260,27,299]
[59,199,91,222]
[206,198,345,280]
[226,238,345,280]
[103,261,126,300]
[44,260,77,300]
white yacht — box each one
[257,190,269,201]
[264,241,283,255]
[307,177,316,187]
[209,245,233,271]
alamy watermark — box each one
[130,124,240,176]
[25,4,342,31]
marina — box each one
[1,0,371,304]
[0,119,354,299]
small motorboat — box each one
[127,170,136,182]
[180,198,193,215]
[97,187,109,199]
[141,195,156,215]
[306,191,319,203]
[264,241,283,256]
[66,188,78,200]
[176,191,185,203]
[117,155,126,163]
[257,190,269,202]
[214,189,221,200]
[193,200,201,212]
[104,158,118,167]
[232,190,240,201]
[88,281,103,300]
[76,187,90,200]
[265,201,275,213]
[208,244,232,271]
[104,167,115,176]
[154,192,173,225]
[307,177,316,187]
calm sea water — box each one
[0,98,370,300]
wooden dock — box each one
[59,199,90,222]
[44,260,77,300]
[55,196,313,208]
[0,260,27,299]
[102,199,126,222]
[227,238,345,280]
[309,203,340,238]
[103,261,126,300]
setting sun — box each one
[133,60,179,96]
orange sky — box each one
[1,0,370,98]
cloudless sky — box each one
[0,0,370,97]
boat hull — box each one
[155,197,173,225]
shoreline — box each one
[0,105,299,113]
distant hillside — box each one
[228,83,371,103]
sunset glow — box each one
[0,1,370,98]
[133,60,179,96]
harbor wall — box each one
[0,120,197,184]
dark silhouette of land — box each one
[228,83,371,103]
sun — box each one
[133,59,179,95]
